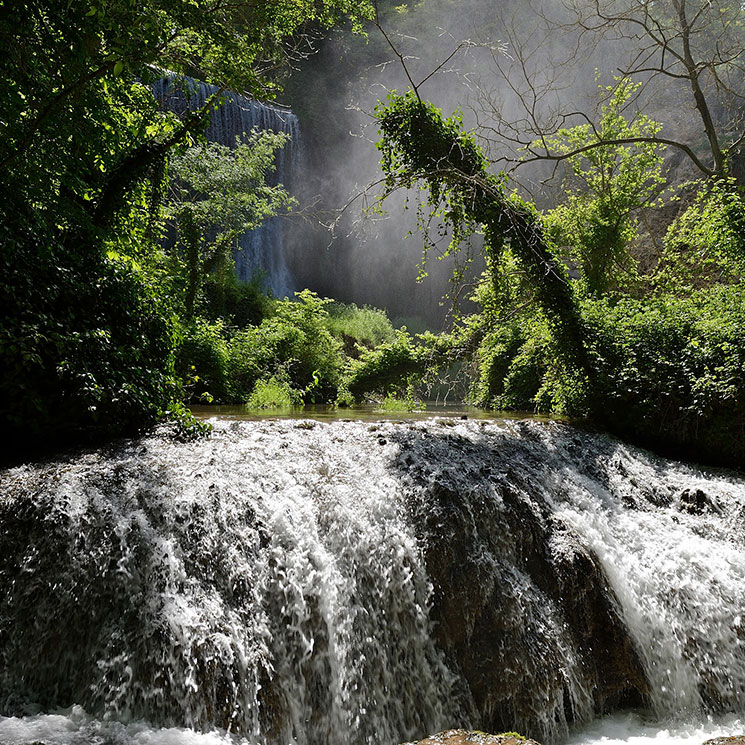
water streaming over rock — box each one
[153,75,301,297]
[0,418,744,745]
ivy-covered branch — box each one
[375,91,593,388]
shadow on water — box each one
[189,402,558,424]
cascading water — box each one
[0,418,743,745]
[153,74,301,297]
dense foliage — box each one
[0,225,181,448]
[0,0,372,452]
[373,88,745,468]
[2,0,744,470]
[177,292,400,408]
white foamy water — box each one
[541,431,745,717]
[0,709,741,745]
[0,706,250,744]
[1,418,744,745]
[565,713,744,745]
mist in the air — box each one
[281,0,691,327]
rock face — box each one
[392,423,651,741]
[702,738,745,745]
[402,731,540,745]
[3,418,745,745]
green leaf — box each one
[113,60,124,76]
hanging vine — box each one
[375,91,594,395]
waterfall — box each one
[0,418,744,745]
[153,74,301,297]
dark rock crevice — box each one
[392,427,651,740]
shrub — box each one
[200,273,270,327]
[175,319,231,403]
[228,290,343,402]
[247,373,303,408]
[582,287,745,464]
[343,329,455,401]
[0,234,180,450]
[465,271,745,465]
[324,302,397,353]
[656,178,745,292]
[345,331,428,400]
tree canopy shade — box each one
[0,0,373,454]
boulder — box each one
[401,731,540,745]
[393,426,651,741]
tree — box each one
[1,0,373,238]
[376,91,594,391]
[366,10,745,466]
[167,132,294,318]
[0,0,373,450]
[475,0,745,182]
[542,78,667,295]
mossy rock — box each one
[702,737,745,745]
[401,730,539,745]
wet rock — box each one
[702,738,745,745]
[401,731,540,745]
[679,487,722,515]
[394,428,651,741]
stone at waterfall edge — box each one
[400,731,541,745]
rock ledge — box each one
[402,731,540,745]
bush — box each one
[656,178,745,292]
[177,290,344,405]
[343,329,455,401]
[324,302,397,353]
[247,373,303,408]
[200,273,270,327]
[466,270,745,466]
[582,288,745,465]
[228,290,343,403]
[0,233,180,451]
[175,319,231,403]
[470,324,530,408]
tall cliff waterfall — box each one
[153,75,301,297]
[0,418,744,745]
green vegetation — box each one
[656,179,745,292]
[0,0,373,453]
[2,0,744,470]
[325,302,398,350]
[542,80,667,296]
[166,133,294,319]
[371,89,745,468]
[176,292,408,408]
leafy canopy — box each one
[166,132,295,317]
[542,79,667,295]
